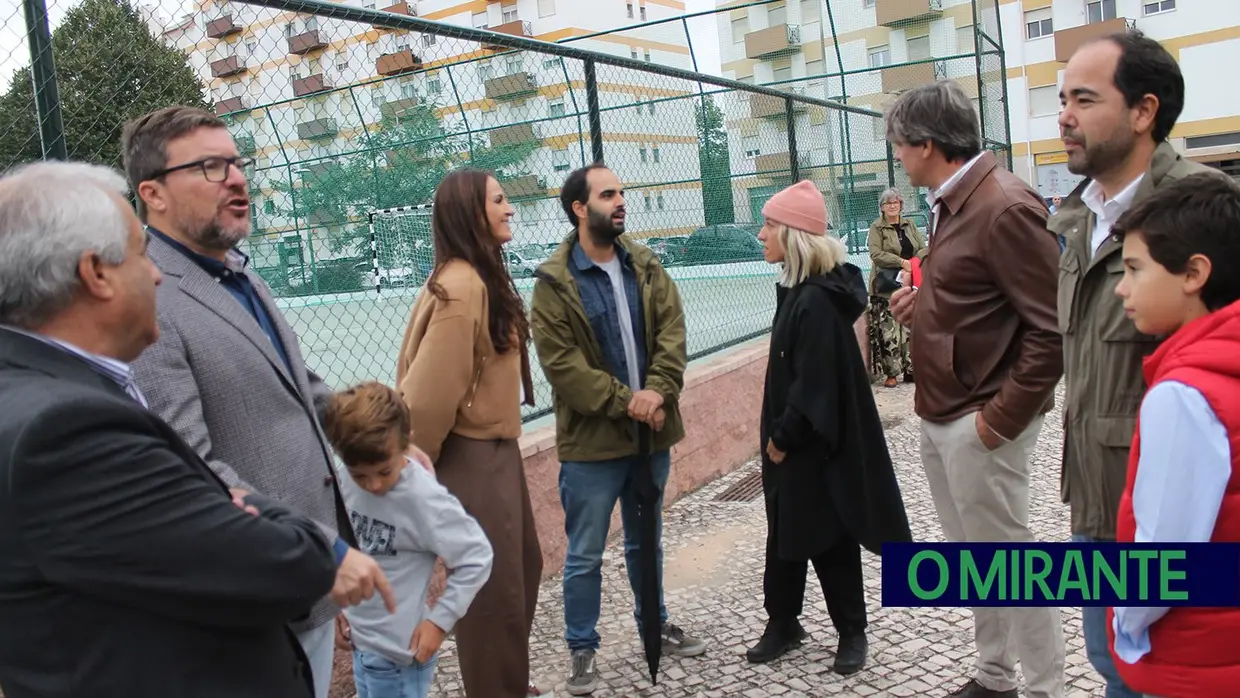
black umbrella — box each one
[634,419,663,686]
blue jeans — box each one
[1072,534,1141,698]
[561,451,671,651]
[352,650,438,698]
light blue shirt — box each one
[1112,380,1232,664]
[1,325,147,407]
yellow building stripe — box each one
[1170,115,1240,140]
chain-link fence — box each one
[2,0,1009,422]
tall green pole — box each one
[23,0,66,160]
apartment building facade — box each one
[1003,0,1240,199]
[714,0,993,232]
[161,0,701,282]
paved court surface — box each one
[422,383,1105,697]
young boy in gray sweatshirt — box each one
[322,381,493,698]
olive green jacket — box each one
[530,232,687,462]
[866,217,927,298]
[1051,141,1221,539]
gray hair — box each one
[878,188,903,206]
[0,161,132,329]
[885,80,982,163]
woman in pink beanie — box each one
[748,180,912,675]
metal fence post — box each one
[887,141,896,188]
[785,97,799,182]
[584,59,604,163]
[23,0,66,160]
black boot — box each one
[832,633,867,675]
[745,618,807,664]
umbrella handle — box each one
[636,419,653,456]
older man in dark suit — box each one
[0,160,339,697]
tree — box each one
[0,0,210,170]
[269,100,539,262]
[696,94,735,225]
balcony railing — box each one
[296,117,339,140]
[503,174,547,199]
[881,62,937,94]
[1054,17,1134,63]
[206,14,241,39]
[287,29,327,55]
[234,134,256,155]
[376,49,422,76]
[754,151,807,174]
[215,96,251,115]
[876,0,944,28]
[372,1,414,29]
[292,73,333,97]
[485,20,533,50]
[749,89,808,120]
[379,97,420,120]
[744,24,801,60]
[210,55,246,78]
[489,122,540,148]
[484,72,537,100]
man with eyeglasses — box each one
[121,106,395,698]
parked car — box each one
[680,224,764,266]
[505,247,541,278]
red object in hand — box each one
[909,257,923,288]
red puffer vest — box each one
[1108,300,1240,698]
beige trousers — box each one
[920,412,1066,698]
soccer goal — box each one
[367,204,435,293]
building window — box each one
[427,78,442,94]
[1087,0,1117,23]
[543,57,559,69]
[640,147,648,163]
[627,3,634,19]
[743,135,760,158]
[631,48,639,60]
[957,25,976,53]
[768,1,787,26]
[553,148,570,172]
[506,57,522,74]
[644,194,652,210]
[422,33,437,47]
[640,5,647,20]
[906,35,931,62]
[549,100,565,116]
[644,49,651,62]
[801,0,820,23]
[773,65,792,82]
[732,17,746,43]
[652,146,661,163]
[472,11,487,28]
[648,101,656,116]
[1143,0,1175,15]
[501,0,518,23]
[863,0,875,7]
[1025,8,1053,39]
[657,192,665,210]
[868,45,890,68]
[538,0,556,18]
[1028,84,1059,117]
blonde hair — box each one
[776,225,847,287]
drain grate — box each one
[713,470,765,503]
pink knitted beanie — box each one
[761,180,827,236]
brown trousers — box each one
[435,434,543,698]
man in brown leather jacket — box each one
[888,81,1065,698]
[1051,30,1223,698]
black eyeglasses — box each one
[150,156,253,183]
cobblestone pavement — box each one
[428,383,1104,697]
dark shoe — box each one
[903,372,915,384]
[947,679,1018,697]
[566,649,598,695]
[745,618,807,663]
[832,633,867,675]
[661,622,708,657]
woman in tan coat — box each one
[396,169,543,697]
[866,188,926,388]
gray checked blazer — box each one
[133,233,353,633]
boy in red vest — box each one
[1107,172,1240,698]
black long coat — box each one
[760,263,913,561]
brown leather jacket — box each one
[910,151,1063,439]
